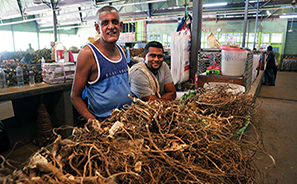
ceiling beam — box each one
[78,7,83,23]
[118,0,129,12]
[147,3,152,18]
[260,0,272,9]
[16,0,24,17]
[203,0,293,11]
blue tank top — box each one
[86,43,132,118]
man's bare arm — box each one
[70,47,96,121]
[142,82,176,102]
[161,82,176,100]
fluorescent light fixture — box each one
[25,9,51,16]
[38,20,81,27]
[137,0,168,3]
[113,0,168,8]
[147,15,181,22]
[52,0,168,17]
[40,24,93,32]
[203,11,258,18]
[59,20,81,26]
[203,2,228,7]
[279,15,297,18]
[33,0,42,4]
[39,23,54,27]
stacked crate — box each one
[243,52,253,93]
[197,49,221,75]
[196,49,253,93]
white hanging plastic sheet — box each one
[170,30,191,85]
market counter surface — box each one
[0,82,72,101]
[0,82,75,147]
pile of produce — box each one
[69,46,80,54]
[128,48,145,66]
[0,63,42,87]
[0,51,26,62]
[129,48,144,58]
[0,49,52,63]
[33,48,52,61]
[0,49,53,87]
[1,85,265,183]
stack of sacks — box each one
[42,62,76,84]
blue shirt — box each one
[86,43,132,119]
[20,57,33,64]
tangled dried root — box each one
[1,85,263,184]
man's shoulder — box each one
[131,62,144,68]
[78,44,91,54]
[76,46,96,67]
[159,62,171,74]
[129,63,150,81]
[130,63,146,71]
[130,65,147,76]
[78,45,96,61]
[161,61,170,69]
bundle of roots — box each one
[33,103,57,147]
[1,85,261,184]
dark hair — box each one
[267,46,273,51]
[24,53,31,58]
[96,6,119,23]
[144,41,164,54]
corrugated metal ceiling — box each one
[0,0,295,29]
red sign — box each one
[56,50,64,59]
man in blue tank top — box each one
[71,5,132,122]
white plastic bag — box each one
[207,33,220,49]
[170,30,191,85]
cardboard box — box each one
[0,100,15,121]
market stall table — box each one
[0,82,75,148]
[281,59,297,71]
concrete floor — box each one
[250,71,297,183]
[1,71,297,183]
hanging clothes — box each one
[176,14,192,32]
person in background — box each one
[263,45,276,86]
[253,48,261,77]
[129,41,176,101]
[257,56,261,77]
[26,43,34,53]
[20,53,34,64]
[273,55,278,80]
[70,5,132,122]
